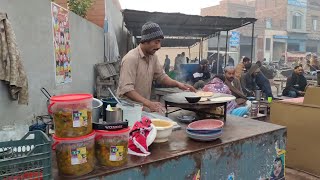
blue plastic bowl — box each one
[186,128,222,134]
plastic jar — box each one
[95,128,130,167]
[49,94,93,137]
[120,103,142,127]
[52,131,95,176]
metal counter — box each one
[53,116,286,180]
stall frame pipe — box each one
[250,22,255,63]
[225,30,229,67]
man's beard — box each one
[227,77,234,82]
[147,48,159,55]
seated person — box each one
[282,66,307,98]
[256,72,274,99]
[202,75,249,117]
[191,59,211,89]
[240,64,260,97]
[223,66,248,106]
[241,64,273,99]
[256,61,274,79]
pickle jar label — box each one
[71,147,87,165]
[72,110,88,127]
[110,146,124,161]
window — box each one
[312,17,318,31]
[266,38,271,51]
[266,18,272,29]
[292,12,302,29]
[238,12,246,17]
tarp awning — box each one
[122,9,257,39]
[135,37,201,47]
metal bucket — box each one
[104,107,123,123]
[92,98,103,123]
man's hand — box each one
[177,82,196,92]
[146,101,166,113]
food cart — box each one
[52,114,286,180]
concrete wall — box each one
[54,0,110,28]
[54,0,130,59]
[105,0,131,58]
[0,0,104,127]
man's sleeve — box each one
[236,78,244,94]
[154,57,168,82]
[117,57,137,97]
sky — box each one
[119,0,222,15]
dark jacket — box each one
[282,73,307,96]
[191,65,211,83]
[241,64,259,96]
[260,65,274,79]
[256,72,273,98]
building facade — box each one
[201,0,258,62]
[202,0,320,62]
[255,0,320,62]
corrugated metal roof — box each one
[122,9,257,39]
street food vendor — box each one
[117,22,195,113]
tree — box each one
[67,0,94,18]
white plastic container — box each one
[151,119,174,143]
[119,103,142,127]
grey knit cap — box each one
[140,22,164,43]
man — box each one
[117,22,195,113]
[242,63,273,98]
[174,54,182,71]
[256,60,274,79]
[235,57,250,79]
[256,70,274,98]
[223,66,247,106]
[192,59,211,89]
[240,64,260,97]
[282,66,307,98]
[180,52,187,64]
[163,55,170,73]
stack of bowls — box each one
[186,119,224,141]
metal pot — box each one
[92,98,103,123]
[104,107,123,123]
